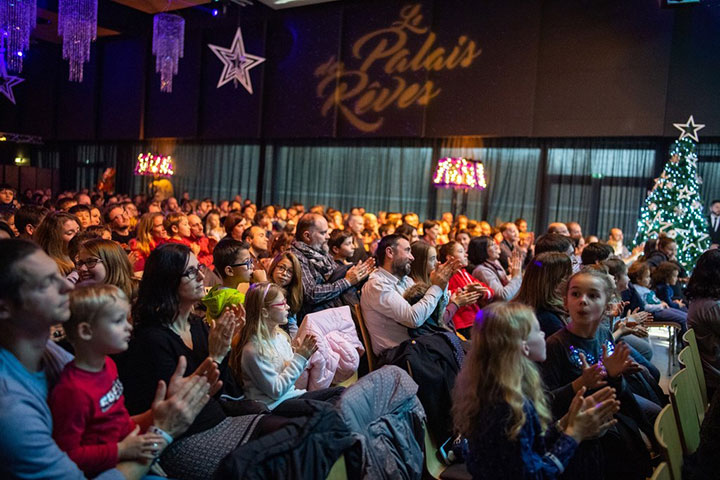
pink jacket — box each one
[295,306,365,391]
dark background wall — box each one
[1,0,719,140]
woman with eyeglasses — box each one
[74,238,138,303]
[268,252,304,339]
[118,243,252,479]
[34,211,81,275]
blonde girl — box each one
[230,282,317,409]
[452,302,617,479]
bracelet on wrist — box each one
[148,425,174,445]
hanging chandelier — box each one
[152,13,185,93]
[58,0,97,82]
[0,0,37,72]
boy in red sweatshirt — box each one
[49,284,166,477]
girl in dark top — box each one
[452,302,619,480]
[513,252,572,337]
[118,243,252,480]
[542,268,657,480]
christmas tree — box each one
[633,116,711,271]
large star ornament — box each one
[208,27,265,94]
[673,115,705,142]
[0,55,24,105]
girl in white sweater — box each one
[229,282,317,409]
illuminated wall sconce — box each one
[14,156,30,166]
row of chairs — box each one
[652,329,708,480]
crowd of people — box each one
[1,182,719,480]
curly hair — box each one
[685,249,720,301]
[452,302,551,440]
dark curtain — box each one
[262,139,436,215]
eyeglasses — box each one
[269,300,287,308]
[182,266,201,281]
[110,211,128,222]
[274,265,292,275]
[230,259,254,269]
[76,257,102,269]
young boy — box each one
[202,238,254,323]
[49,285,166,477]
[328,229,355,266]
[651,261,686,310]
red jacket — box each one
[447,269,494,329]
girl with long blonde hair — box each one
[452,302,618,479]
[229,282,318,409]
[129,212,167,272]
[34,211,81,275]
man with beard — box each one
[360,234,460,356]
[289,213,374,318]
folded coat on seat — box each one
[295,306,365,390]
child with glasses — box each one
[268,252,304,339]
[229,282,318,409]
[202,238,254,324]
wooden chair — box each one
[677,347,706,423]
[650,462,672,480]
[353,304,378,372]
[669,368,702,455]
[683,329,708,406]
[648,321,682,376]
[654,404,684,480]
[326,454,347,480]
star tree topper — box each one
[0,51,24,105]
[673,115,705,142]
[208,27,265,94]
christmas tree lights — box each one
[633,118,710,271]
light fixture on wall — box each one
[432,157,487,217]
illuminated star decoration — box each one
[208,27,265,94]
[677,185,693,201]
[673,115,705,142]
[0,51,24,105]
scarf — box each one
[291,240,337,280]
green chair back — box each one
[650,462,672,480]
[423,423,447,480]
[654,405,683,480]
[326,454,347,480]
[353,304,377,372]
[669,368,702,455]
[683,329,708,406]
[678,347,705,424]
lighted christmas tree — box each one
[633,116,711,271]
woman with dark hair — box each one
[514,252,572,336]
[468,235,522,301]
[395,223,419,243]
[224,211,247,241]
[34,211,81,275]
[118,243,252,479]
[686,249,720,399]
